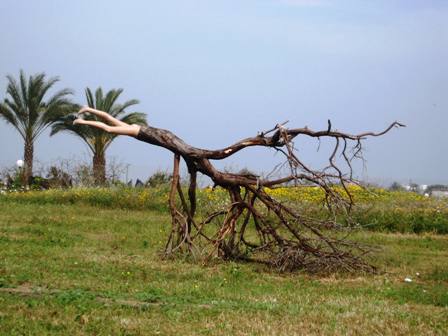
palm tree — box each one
[0,70,74,184]
[51,87,147,185]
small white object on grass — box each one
[16,159,24,168]
[404,277,412,283]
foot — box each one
[77,106,94,118]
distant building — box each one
[431,190,448,198]
[401,183,448,198]
[418,184,428,193]
[403,183,419,192]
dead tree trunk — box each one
[135,120,404,273]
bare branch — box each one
[79,109,403,273]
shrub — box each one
[145,170,172,188]
[1,185,447,234]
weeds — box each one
[0,202,447,334]
[1,186,447,233]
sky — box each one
[0,0,447,185]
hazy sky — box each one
[0,0,447,185]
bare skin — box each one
[74,106,141,137]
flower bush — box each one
[1,185,447,234]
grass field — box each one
[0,200,447,335]
[3,186,448,234]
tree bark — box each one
[132,121,403,273]
[23,138,33,186]
[93,152,106,185]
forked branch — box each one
[74,109,404,273]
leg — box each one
[74,118,140,137]
[108,124,141,136]
[78,106,128,127]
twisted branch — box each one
[77,108,404,273]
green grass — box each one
[3,186,448,233]
[0,201,447,335]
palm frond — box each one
[5,74,27,123]
[103,88,123,112]
[28,73,57,127]
[2,70,74,141]
[85,87,95,108]
[0,103,25,138]
[94,87,104,109]
[46,88,75,108]
[110,99,140,117]
[33,101,75,140]
[19,70,28,108]
[4,99,28,135]
[119,112,148,126]
[50,120,95,153]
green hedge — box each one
[1,187,447,234]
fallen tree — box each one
[72,108,404,273]
[135,120,404,273]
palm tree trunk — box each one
[93,152,106,185]
[23,139,33,186]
